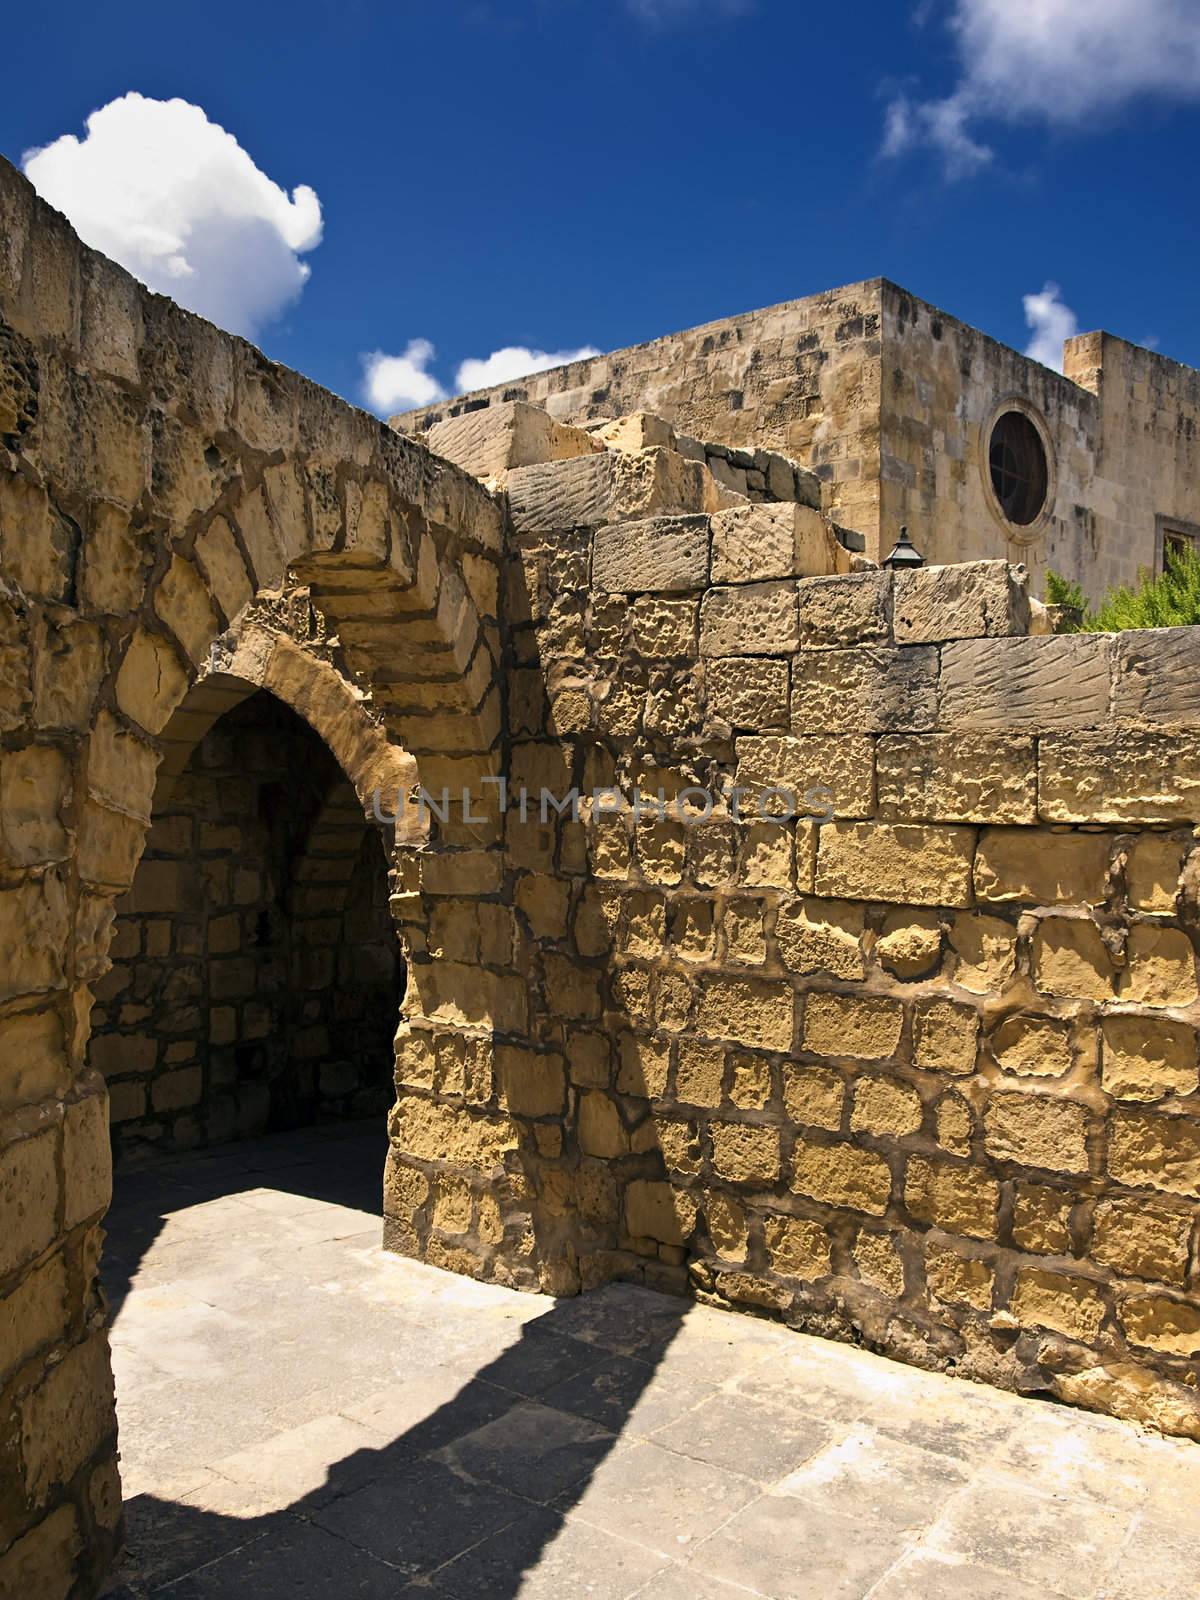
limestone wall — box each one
[1066,333,1200,591]
[396,282,1200,600]
[396,281,886,542]
[383,407,1200,1444]
[0,153,504,1596]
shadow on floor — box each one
[102,1127,690,1598]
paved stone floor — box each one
[102,1124,1200,1599]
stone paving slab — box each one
[102,1125,1200,1600]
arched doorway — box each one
[89,687,403,1161]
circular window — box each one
[988,411,1049,526]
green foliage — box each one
[1043,569,1087,614]
[1044,545,1200,632]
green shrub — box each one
[1044,544,1200,632]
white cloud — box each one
[362,342,447,413]
[23,93,321,339]
[361,340,601,416]
[1023,282,1078,371]
[884,0,1200,176]
[455,344,601,392]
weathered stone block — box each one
[790,646,938,734]
[783,1064,844,1130]
[796,571,890,648]
[949,912,1017,995]
[710,1122,782,1184]
[892,561,1030,645]
[940,635,1113,732]
[792,1134,892,1215]
[427,401,598,481]
[735,733,874,819]
[1112,627,1200,725]
[507,448,714,532]
[1101,1014,1198,1102]
[1011,1269,1107,1342]
[1120,925,1198,1008]
[877,735,1036,824]
[1091,1196,1191,1284]
[876,911,942,978]
[1109,1110,1200,1196]
[1120,1296,1200,1357]
[913,1000,979,1075]
[764,1214,831,1278]
[700,581,799,657]
[1127,836,1187,914]
[592,515,710,593]
[851,1075,923,1137]
[693,976,794,1051]
[710,502,843,584]
[802,992,903,1061]
[905,1156,998,1238]
[983,1091,1090,1174]
[1031,919,1116,1001]
[1039,731,1200,824]
[989,1014,1073,1079]
[974,828,1111,906]
[625,1179,697,1245]
[815,822,975,907]
[706,657,789,730]
[776,898,865,979]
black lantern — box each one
[881,525,925,569]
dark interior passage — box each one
[90,690,403,1164]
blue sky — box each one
[5,0,1199,413]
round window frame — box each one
[980,397,1056,545]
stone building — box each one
[2,153,1200,1597]
[397,279,1200,600]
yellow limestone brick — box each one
[854,1230,905,1295]
[792,1134,892,1215]
[775,898,865,979]
[1108,1110,1200,1197]
[949,912,1017,995]
[1010,1268,1107,1343]
[1032,919,1116,1001]
[710,1122,782,1185]
[803,993,903,1060]
[913,1000,979,1076]
[1126,835,1186,914]
[694,976,793,1051]
[578,1092,628,1157]
[936,1092,973,1155]
[926,1244,995,1310]
[617,1033,669,1098]
[983,1091,1090,1175]
[1100,1014,1199,1103]
[815,822,975,908]
[905,1156,999,1239]
[497,1047,566,1117]
[1091,1196,1191,1285]
[974,829,1112,907]
[783,1064,844,1130]
[675,1041,726,1108]
[624,1180,697,1246]
[1120,925,1198,1007]
[729,1053,772,1109]
[764,1215,831,1279]
[704,1191,748,1259]
[851,1076,924,1138]
[876,912,942,979]
[989,1014,1073,1078]
[1011,1183,1074,1253]
[1120,1296,1200,1357]
[656,1119,703,1175]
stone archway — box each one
[0,157,518,1595]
